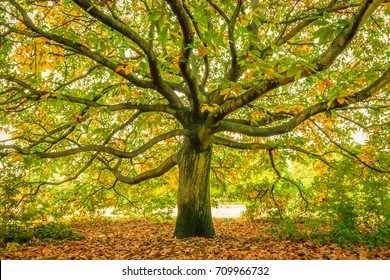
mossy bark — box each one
[174,138,215,238]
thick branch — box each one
[182,1,210,88]
[9,0,154,89]
[206,0,384,125]
[165,0,201,118]
[313,0,384,70]
[1,129,188,160]
[210,0,244,106]
[218,67,390,137]
[102,153,179,184]
[213,136,272,150]
[0,74,179,117]
[70,0,184,109]
[9,0,184,110]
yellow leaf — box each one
[212,44,218,53]
[70,116,80,124]
[219,88,231,100]
[120,84,128,91]
[327,99,334,110]
[9,153,24,163]
[247,69,257,82]
[170,32,183,40]
[36,37,47,45]
[201,104,219,112]
[124,64,132,75]
[219,88,231,96]
[201,104,209,113]
[115,65,124,72]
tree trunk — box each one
[174,138,215,238]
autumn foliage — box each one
[1,219,389,260]
[1,0,390,245]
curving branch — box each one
[260,0,339,58]
[313,0,384,70]
[311,121,390,175]
[9,151,99,208]
[268,149,312,211]
[206,0,385,125]
[206,0,229,23]
[213,136,272,150]
[100,152,179,184]
[210,0,244,106]
[181,1,210,89]
[70,0,184,109]
[0,74,180,117]
[165,0,202,118]
[8,0,184,110]
[0,129,188,160]
[226,0,243,82]
[217,66,390,137]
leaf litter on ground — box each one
[1,218,389,260]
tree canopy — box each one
[1,0,389,238]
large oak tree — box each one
[1,0,389,238]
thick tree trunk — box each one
[174,138,215,238]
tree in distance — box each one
[0,0,389,238]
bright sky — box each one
[0,131,10,141]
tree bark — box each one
[174,138,215,238]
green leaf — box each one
[312,20,330,26]
[149,11,162,21]
[323,11,331,19]
[337,19,351,27]
[287,64,297,78]
[313,26,332,45]
[294,69,302,81]
[24,156,33,167]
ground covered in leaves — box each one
[1,219,389,260]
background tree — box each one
[0,0,389,238]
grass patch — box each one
[0,222,84,246]
[265,216,390,249]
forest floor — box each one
[1,218,389,260]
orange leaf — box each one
[197,44,208,57]
[337,97,345,104]
[124,64,132,75]
[40,93,51,99]
[318,81,326,93]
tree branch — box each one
[1,129,188,160]
[210,0,244,105]
[213,136,272,150]
[206,0,229,23]
[181,0,210,89]
[217,66,390,137]
[312,121,390,174]
[101,152,179,184]
[206,0,385,125]
[71,0,184,109]
[268,149,311,211]
[0,74,179,117]
[165,0,201,118]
